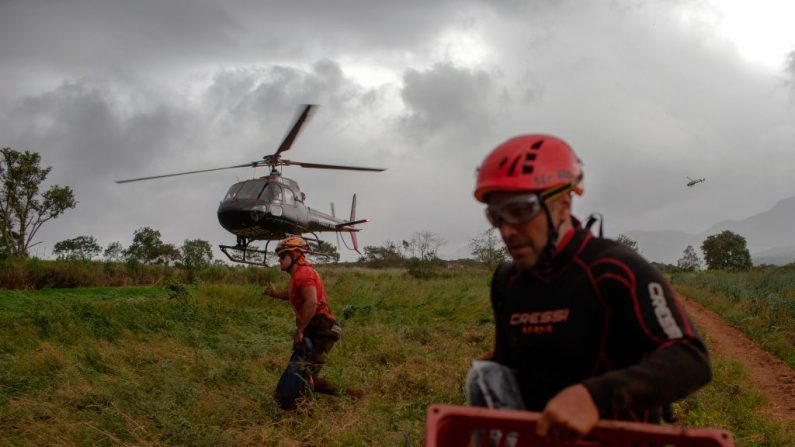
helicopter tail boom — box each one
[335,218,370,228]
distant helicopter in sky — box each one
[116,104,385,265]
[686,176,706,187]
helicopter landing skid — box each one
[219,241,272,266]
[294,233,335,258]
[219,232,330,267]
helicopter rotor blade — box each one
[284,160,386,172]
[272,104,316,159]
[115,161,264,184]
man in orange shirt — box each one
[266,236,342,409]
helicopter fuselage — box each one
[216,173,353,241]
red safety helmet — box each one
[474,134,584,203]
[275,236,309,257]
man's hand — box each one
[293,330,304,348]
[265,282,279,298]
[536,384,599,442]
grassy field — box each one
[0,267,793,446]
[671,267,795,369]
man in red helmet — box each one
[467,135,711,441]
[265,236,343,409]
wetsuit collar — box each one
[539,216,587,273]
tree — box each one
[0,233,8,260]
[180,239,213,270]
[676,245,702,271]
[615,234,640,252]
[124,227,180,265]
[0,148,77,257]
[470,228,508,270]
[358,241,404,268]
[407,231,445,261]
[701,230,752,270]
[53,235,101,261]
[309,240,340,264]
[103,241,125,262]
[401,239,412,258]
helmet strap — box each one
[536,201,559,270]
[287,252,300,272]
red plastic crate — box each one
[425,404,734,447]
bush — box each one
[163,279,189,300]
[0,258,27,289]
[406,258,448,280]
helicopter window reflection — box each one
[261,184,283,202]
[223,182,245,202]
[237,181,266,200]
[282,187,295,205]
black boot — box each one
[312,377,338,395]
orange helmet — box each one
[474,134,584,203]
[275,236,309,256]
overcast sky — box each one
[2,0,794,262]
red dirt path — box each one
[681,296,795,422]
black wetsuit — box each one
[491,225,711,423]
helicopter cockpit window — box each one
[237,181,266,200]
[282,187,295,205]
[223,182,245,202]
[261,184,283,202]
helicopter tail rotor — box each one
[331,202,340,248]
[335,194,365,254]
[350,194,360,254]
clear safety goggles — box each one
[485,193,544,227]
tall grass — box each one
[678,356,795,446]
[0,258,278,290]
[0,268,792,445]
[0,268,493,445]
[671,267,795,368]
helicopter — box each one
[116,104,385,265]
[686,176,706,187]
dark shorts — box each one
[300,314,341,376]
[274,314,341,409]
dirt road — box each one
[682,297,795,422]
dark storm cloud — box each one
[400,63,503,139]
[1,78,193,184]
[0,77,204,256]
[0,0,238,73]
[0,0,463,76]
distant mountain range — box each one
[624,196,795,266]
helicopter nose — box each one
[249,204,282,217]
[249,204,271,222]
[247,204,283,222]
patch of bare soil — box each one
[681,296,795,422]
